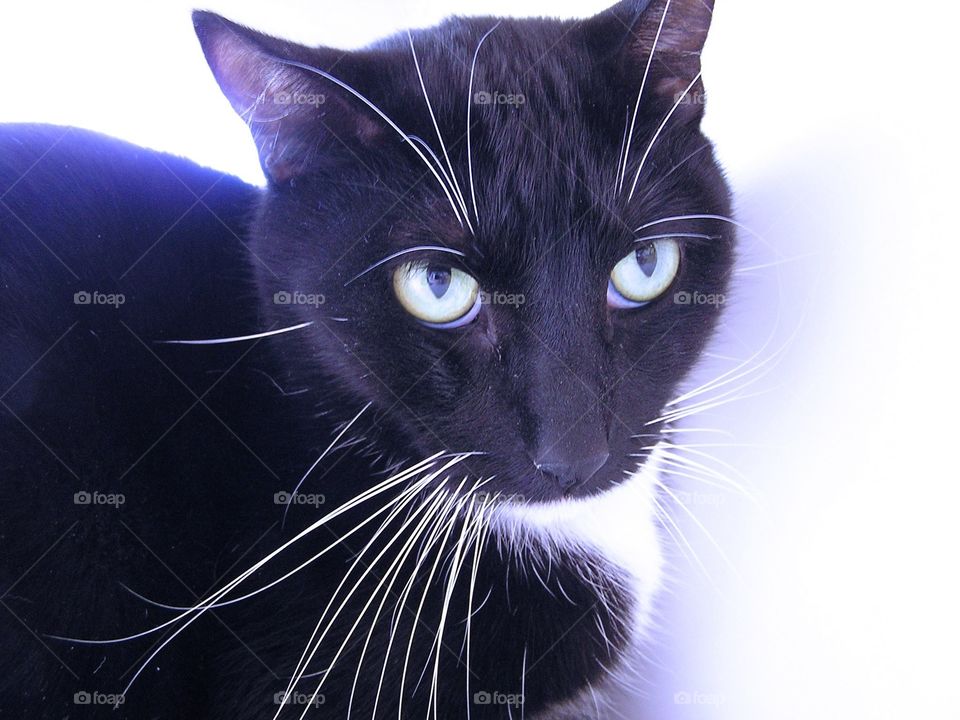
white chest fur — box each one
[491,443,666,634]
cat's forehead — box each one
[376,19,632,269]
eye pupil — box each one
[426,265,451,298]
[636,243,658,277]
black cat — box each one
[0,0,733,717]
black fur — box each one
[0,1,733,717]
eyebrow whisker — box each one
[270,55,469,230]
[633,232,716,244]
[408,32,474,234]
[344,245,466,287]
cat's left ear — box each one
[590,0,715,119]
[193,11,385,184]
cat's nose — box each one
[535,450,610,493]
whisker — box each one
[408,134,462,207]
[283,403,371,527]
[633,142,711,207]
[155,321,313,345]
[652,494,714,584]
[426,490,485,719]
[51,455,452,702]
[344,245,465,287]
[464,495,494,720]
[634,232,716,244]
[659,483,743,582]
[734,252,821,273]
[627,70,702,200]
[270,56,468,229]
[408,33,473,233]
[634,213,764,241]
[344,487,451,719]
[633,427,734,439]
[466,22,501,222]
[615,105,630,194]
[277,463,474,711]
[398,486,471,717]
[369,488,459,719]
[281,481,453,720]
[649,388,772,426]
[619,0,673,193]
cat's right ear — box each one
[193,11,384,184]
[588,0,715,120]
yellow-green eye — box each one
[608,238,681,308]
[392,261,481,328]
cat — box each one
[0,0,733,717]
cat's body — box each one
[1,1,732,717]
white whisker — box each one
[286,480,458,720]
[408,33,473,233]
[398,485,471,717]
[627,70,702,200]
[618,0,672,193]
[272,57,468,229]
[466,22,501,222]
[64,455,449,700]
[278,460,475,713]
[283,403,371,526]
[370,489,457,719]
[344,487,450,719]
[659,482,742,582]
[156,321,313,345]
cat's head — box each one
[194,0,732,503]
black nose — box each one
[536,451,610,493]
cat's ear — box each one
[594,0,714,116]
[193,11,384,184]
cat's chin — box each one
[490,442,667,630]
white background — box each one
[2,1,959,718]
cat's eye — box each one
[607,238,681,309]
[392,261,481,328]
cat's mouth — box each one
[533,450,611,498]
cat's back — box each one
[0,125,284,718]
[0,124,259,350]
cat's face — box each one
[196,0,732,503]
